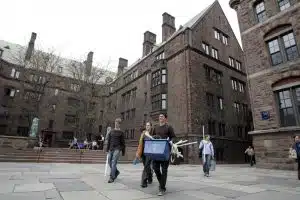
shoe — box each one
[141,184,147,188]
[157,190,165,196]
[148,179,153,184]
[115,170,120,179]
[108,178,114,183]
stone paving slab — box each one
[0,163,299,200]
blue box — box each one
[143,139,170,161]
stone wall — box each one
[252,129,299,170]
[0,135,37,150]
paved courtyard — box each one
[0,163,299,200]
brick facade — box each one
[230,0,300,169]
[0,1,252,163]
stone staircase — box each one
[0,147,133,164]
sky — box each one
[0,0,240,72]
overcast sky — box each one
[0,0,240,72]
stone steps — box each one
[0,148,132,164]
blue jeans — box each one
[108,149,121,179]
[202,154,211,174]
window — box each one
[238,82,245,93]
[4,88,19,97]
[236,61,242,71]
[143,114,148,124]
[218,123,225,136]
[54,89,59,96]
[218,97,224,111]
[214,30,220,40]
[24,91,41,101]
[130,129,135,139]
[64,115,77,125]
[277,87,300,126]
[237,126,243,138]
[233,102,240,113]
[222,35,228,45]
[48,120,54,129]
[204,65,222,84]
[156,52,165,60]
[10,68,20,79]
[208,120,216,135]
[161,69,167,84]
[58,66,63,73]
[255,1,267,23]
[211,48,218,59]
[17,127,29,137]
[152,70,161,87]
[100,110,104,121]
[242,104,248,117]
[162,94,167,110]
[146,73,149,82]
[206,93,214,108]
[231,79,238,90]
[131,109,136,119]
[125,110,130,120]
[268,31,298,66]
[70,83,80,92]
[51,104,56,112]
[202,43,209,55]
[121,112,124,121]
[30,74,46,84]
[278,0,290,11]
[268,39,282,65]
[133,70,139,79]
[144,92,147,104]
[229,57,235,67]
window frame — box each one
[202,42,210,55]
[254,1,267,23]
[267,31,299,66]
[211,48,219,59]
[276,86,300,127]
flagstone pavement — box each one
[0,163,299,200]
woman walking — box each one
[199,135,214,177]
[136,122,153,188]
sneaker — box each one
[141,184,147,188]
[108,178,114,183]
[157,190,165,196]
[147,179,153,184]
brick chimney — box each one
[85,51,93,76]
[117,57,128,77]
[143,31,156,57]
[162,13,175,42]
[25,32,37,61]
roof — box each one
[123,1,217,73]
[0,40,116,84]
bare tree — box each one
[12,38,63,138]
[66,53,110,140]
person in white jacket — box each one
[199,135,214,177]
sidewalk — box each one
[0,163,299,200]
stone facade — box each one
[0,1,252,163]
[230,0,300,169]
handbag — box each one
[210,159,216,171]
[289,147,297,159]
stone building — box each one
[230,0,300,169]
[0,1,252,163]
[105,1,252,163]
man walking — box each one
[199,135,214,177]
[106,118,125,183]
[152,113,176,196]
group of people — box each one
[104,114,300,197]
[105,113,175,196]
[69,136,105,150]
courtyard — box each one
[0,163,299,200]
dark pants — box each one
[141,156,153,185]
[203,154,212,174]
[153,160,169,191]
[108,149,121,179]
[297,157,300,180]
[249,155,254,166]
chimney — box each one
[117,58,128,77]
[143,31,156,57]
[85,51,93,76]
[25,32,37,61]
[162,13,175,42]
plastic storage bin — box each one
[143,139,170,161]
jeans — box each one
[108,149,121,179]
[249,155,254,166]
[153,160,169,191]
[203,154,212,174]
[141,156,153,185]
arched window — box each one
[273,77,300,127]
